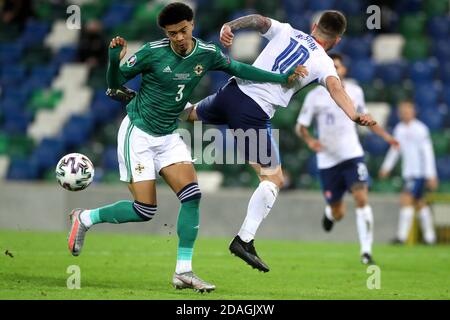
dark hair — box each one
[158,2,194,28]
[317,11,347,39]
[328,52,344,63]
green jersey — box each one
[118,38,231,136]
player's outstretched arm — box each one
[106,36,128,89]
[379,147,400,179]
[295,124,323,152]
[422,130,439,189]
[220,14,271,47]
[326,76,376,126]
[369,124,400,148]
[225,59,307,84]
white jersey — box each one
[236,19,339,118]
[296,80,366,169]
[381,119,437,179]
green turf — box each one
[0,230,449,300]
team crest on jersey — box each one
[135,163,145,174]
[194,64,204,76]
[126,55,137,67]
[324,191,332,199]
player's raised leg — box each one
[68,117,158,256]
[68,180,157,256]
[318,163,347,232]
[323,201,346,232]
[160,162,215,292]
[351,183,375,265]
[230,120,283,273]
[230,164,282,273]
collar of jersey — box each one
[310,35,326,49]
[170,37,198,59]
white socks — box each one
[419,206,436,244]
[355,205,374,255]
[176,260,192,274]
[397,206,414,242]
[238,180,279,243]
[80,210,93,228]
[325,205,335,221]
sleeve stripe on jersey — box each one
[198,44,216,52]
[199,46,216,52]
[198,43,215,49]
[150,44,169,49]
[150,39,169,46]
[198,40,215,48]
[150,42,169,47]
[150,38,169,44]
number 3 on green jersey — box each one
[176,84,185,102]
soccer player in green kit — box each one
[67,2,305,292]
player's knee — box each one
[331,206,345,220]
[400,192,414,206]
[415,199,426,210]
[352,187,368,208]
[132,201,157,221]
[177,182,202,203]
[265,176,284,189]
[354,194,368,208]
[275,175,285,189]
[260,169,284,189]
[333,210,345,221]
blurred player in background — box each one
[296,53,399,264]
[379,100,438,245]
[186,12,377,272]
[77,20,108,68]
[67,2,303,292]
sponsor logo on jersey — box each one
[163,66,172,73]
[174,73,191,81]
[126,55,137,67]
[193,64,204,76]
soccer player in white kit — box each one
[379,100,438,245]
[186,12,376,271]
[296,53,399,264]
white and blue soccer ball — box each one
[55,153,95,191]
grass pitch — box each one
[0,230,449,300]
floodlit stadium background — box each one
[0,0,449,243]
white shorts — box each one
[117,116,193,182]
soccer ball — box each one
[55,153,95,191]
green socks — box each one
[90,200,146,224]
[176,199,200,272]
[81,195,200,274]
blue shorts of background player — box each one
[195,79,281,169]
[403,178,426,200]
[319,156,369,204]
